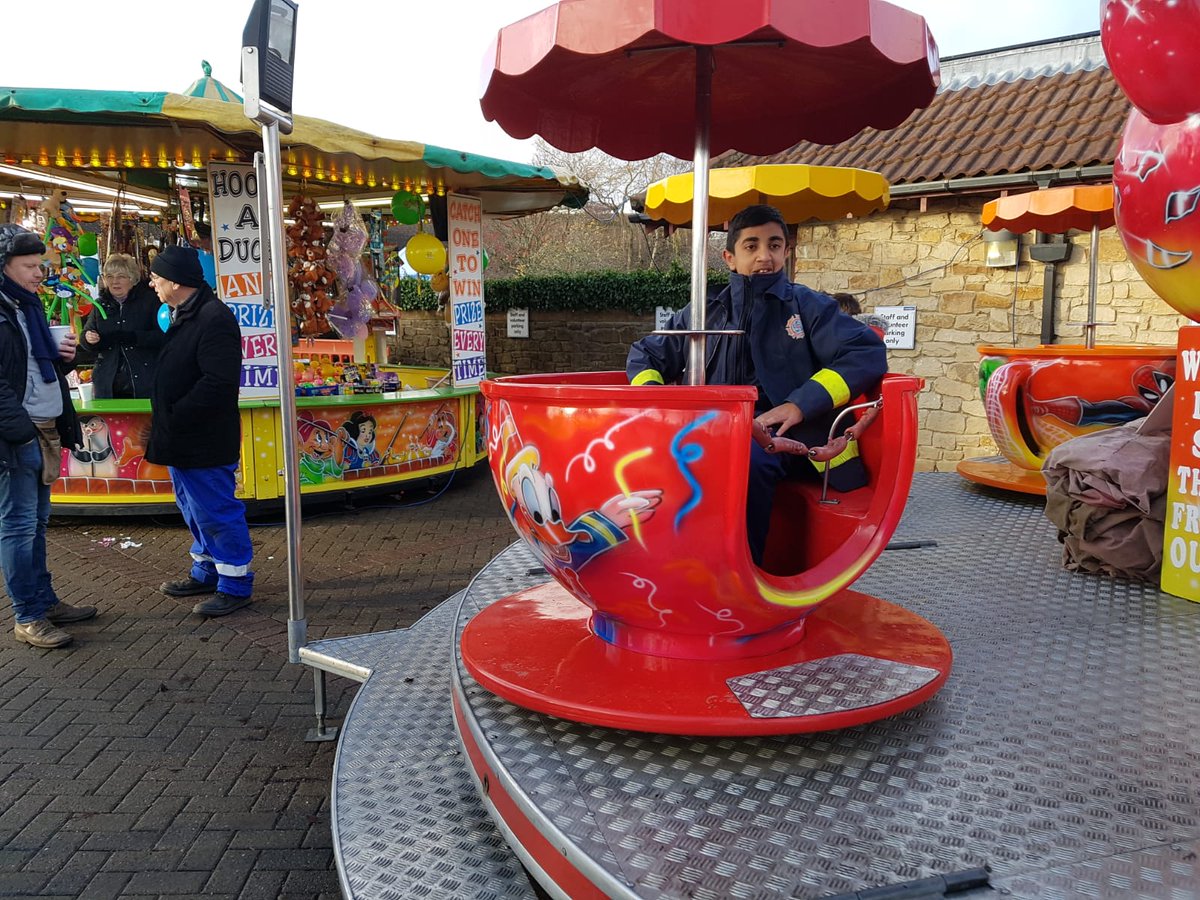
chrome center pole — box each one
[686,45,713,386]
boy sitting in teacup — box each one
[627,204,886,565]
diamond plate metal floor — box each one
[316,473,1200,899]
[303,598,536,900]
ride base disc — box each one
[956,457,1047,495]
[460,583,952,736]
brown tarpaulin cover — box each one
[1043,416,1171,581]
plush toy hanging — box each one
[38,189,102,323]
[284,194,336,336]
[324,201,379,339]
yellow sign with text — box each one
[1162,325,1200,601]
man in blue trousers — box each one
[627,205,886,565]
[147,246,253,616]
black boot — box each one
[192,593,252,617]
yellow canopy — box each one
[644,164,890,226]
[0,87,588,216]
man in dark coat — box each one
[0,225,94,648]
[81,253,166,398]
[147,246,253,616]
[627,205,887,564]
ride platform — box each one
[956,455,1048,495]
[305,473,1200,899]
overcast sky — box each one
[3,0,1100,163]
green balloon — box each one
[978,357,1004,401]
[390,191,424,225]
[78,232,98,257]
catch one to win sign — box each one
[448,193,486,388]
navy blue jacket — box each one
[627,271,886,443]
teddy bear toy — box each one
[285,195,335,335]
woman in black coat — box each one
[81,253,166,399]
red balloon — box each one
[1113,108,1200,321]
[76,301,93,316]
[1102,0,1200,124]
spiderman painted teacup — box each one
[979,345,1175,470]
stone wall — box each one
[389,193,1187,472]
[791,195,1187,471]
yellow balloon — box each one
[405,233,447,276]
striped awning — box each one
[0,86,588,216]
[181,61,243,104]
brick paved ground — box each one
[0,466,516,899]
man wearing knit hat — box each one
[148,245,254,616]
[0,224,93,648]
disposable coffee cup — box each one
[76,381,94,404]
[49,325,71,347]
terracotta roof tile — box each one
[722,66,1129,187]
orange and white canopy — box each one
[982,184,1114,235]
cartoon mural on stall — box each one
[53,414,248,498]
[339,411,382,470]
[54,415,173,491]
[297,412,343,484]
[296,399,462,486]
[67,416,119,478]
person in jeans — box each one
[81,253,165,398]
[0,225,95,648]
[147,246,254,616]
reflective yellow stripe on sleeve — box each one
[810,368,851,408]
[631,369,665,386]
[810,438,860,474]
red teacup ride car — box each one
[464,371,950,735]
[462,0,952,736]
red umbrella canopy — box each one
[481,0,940,161]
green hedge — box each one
[391,268,730,314]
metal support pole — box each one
[306,668,339,743]
[686,46,713,387]
[1085,222,1099,349]
[1010,234,1021,347]
[260,120,307,663]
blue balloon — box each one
[81,257,100,282]
[157,303,171,332]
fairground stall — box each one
[0,76,586,512]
